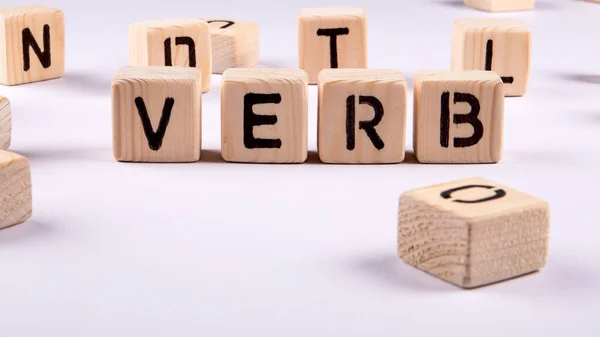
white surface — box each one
[1,0,599,336]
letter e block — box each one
[0,96,11,150]
[204,19,259,74]
[452,19,531,97]
[398,177,550,289]
[0,6,65,86]
[0,150,32,230]
[318,69,407,164]
[129,19,211,92]
[413,71,504,164]
[221,68,308,163]
[112,67,202,163]
[298,8,368,84]
[464,0,535,12]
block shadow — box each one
[12,147,114,163]
[0,219,56,245]
[558,73,600,85]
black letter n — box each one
[22,25,51,71]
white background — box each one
[1,0,599,336]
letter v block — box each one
[413,71,504,164]
[0,150,32,230]
[221,68,308,163]
[0,6,65,86]
[318,69,408,164]
[112,67,202,163]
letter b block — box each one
[0,6,65,86]
[413,71,504,164]
[398,177,550,288]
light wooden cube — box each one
[317,69,407,164]
[413,71,504,164]
[129,19,212,92]
[221,68,308,163]
[398,177,550,289]
[0,150,32,230]
[298,8,368,84]
[0,96,11,150]
[464,0,535,12]
[0,6,65,86]
[112,66,202,163]
[452,18,531,97]
[203,19,259,74]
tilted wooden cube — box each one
[112,66,202,163]
[464,0,535,12]
[398,177,550,289]
[203,19,259,74]
[0,6,65,86]
[452,18,531,97]
[0,150,32,230]
[298,8,368,84]
[129,19,212,92]
[413,71,504,164]
[318,69,407,164]
[0,96,11,150]
[221,68,308,163]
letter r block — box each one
[298,8,368,84]
[398,177,550,288]
[0,6,65,86]
[221,68,308,163]
[413,71,504,164]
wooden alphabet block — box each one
[452,19,531,97]
[129,19,212,92]
[464,0,535,12]
[0,6,65,86]
[203,19,259,74]
[413,71,504,164]
[112,66,202,163]
[317,69,407,164]
[398,177,550,289]
[0,96,10,150]
[221,68,308,163]
[298,8,368,84]
[0,150,32,230]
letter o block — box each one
[112,67,202,163]
[129,19,212,92]
[221,68,308,163]
[0,96,11,150]
[298,8,368,84]
[0,150,32,230]
[464,0,535,12]
[413,71,504,164]
[398,177,550,289]
[204,19,260,74]
[318,69,407,164]
[0,6,65,86]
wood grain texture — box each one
[452,18,531,97]
[129,19,212,92]
[464,0,535,12]
[0,150,32,230]
[413,71,504,164]
[221,68,308,163]
[298,8,368,84]
[203,19,259,74]
[112,66,202,163]
[0,96,11,150]
[398,177,550,289]
[317,69,407,164]
[0,6,65,86]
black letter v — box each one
[134,97,175,151]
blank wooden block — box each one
[0,150,32,230]
[452,18,531,97]
[112,66,202,163]
[413,71,504,164]
[464,0,535,12]
[221,68,308,163]
[318,69,407,164]
[398,177,550,289]
[129,19,212,92]
[298,8,368,84]
[0,96,11,150]
[203,19,259,74]
[0,6,65,86]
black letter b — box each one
[440,92,484,148]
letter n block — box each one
[0,150,32,230]
[129,19,212,92]
[398,177,550,288]
[112,67,202,163]
[0,6,65,86]
[221,68,308,163]
[0,96,10,150]
[413,71,504,164]
[318,69,407,164]
[204,19,259,74]
[298,8,368,84]
[464,0,535,12]
[452,18,531,97]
